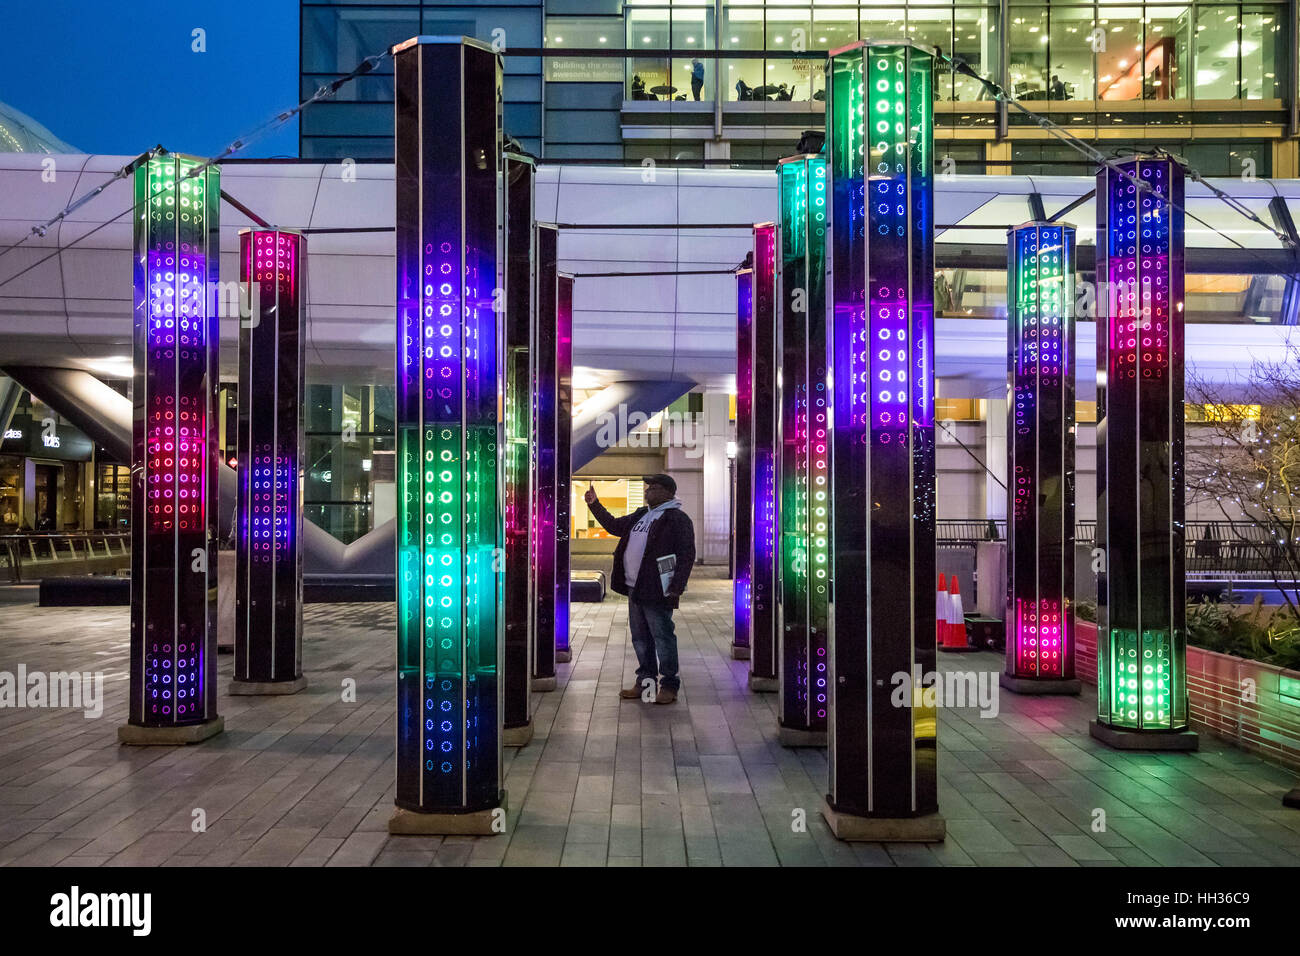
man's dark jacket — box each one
[588,499,696,609]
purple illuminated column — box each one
[554,272,573,663]
[749,222,780,692]
[121,152,222,745]
[823,40,942,839]
[733,265,754,661]
[503,152,535,744]
[233,228,306,695]
[390,36,505,831]
[532,223,560,689]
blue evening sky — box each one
[1,1,299,157]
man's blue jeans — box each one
[628,598,679,692]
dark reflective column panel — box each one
[503,153,535,746]
[120,152,223,745]
[823,41,943,840]
[233,228,306,696]
[1091,156,1197,751]
[1000,224,1081,696]
[531,223,559,690]
[733,265,754,661]
[776,154,829,748]
[749,223,780,692]
[390,36,506,833]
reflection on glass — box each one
[1050,8,1096,100]
[953,5,998,101]
[627,5,671,98]
[1009,10,1050,99]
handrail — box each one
[0,530,131,583]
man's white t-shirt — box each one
[623,498,682,588]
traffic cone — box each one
[936,574,949,647]
[941,574,976,652]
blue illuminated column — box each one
[503,152,535,745]
[733,264,754,661]
[822,41,943,840]
[1001,223,1081,696]
[554,272,573,664]
[233,228,306,696]
[120,152,223,745]
[775,154,829,748]
[1091,156,1196,751]
[390,36,506,832]
[749,222,780,693]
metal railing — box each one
[0,531,131,583]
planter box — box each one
[1075,618,1300,769]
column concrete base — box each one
[1089,720,1199,751]
[503,722,534,748]
[999,673,1081,696]
[555,650,571,663]
[778,724,826,748]
[731,644,751,660]
[937,643,979,654]
[531,676,557,692]
[230,675,308,696]
[748,674,779,693]
[118,716,225,746]
[389,793,507,836]
[821,799,946,842]
[1283,786,1300,809]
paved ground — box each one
[1,568,1298,867]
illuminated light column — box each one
[776,154,830,748]
[749,222,780,693]
[120,152,223,745]
[1000,224,1082,696]
[554,273,574,665]
[502,152,535,746]
[531,223,560,691]
[1091,156,1197,751]
[822,41,944,840]
[390,36,506,833]
[232,228,307,696]
[732,264,754,661]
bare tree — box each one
[1185,347,1300,617]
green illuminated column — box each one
[389,36,507,834]
[1091,156,1197,751]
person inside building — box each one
[690,58,705,100]
[584,474,695,704]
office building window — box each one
[546,17,624,82]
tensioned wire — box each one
[0,51,390,289]
[1,43,1294,297]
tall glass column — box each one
[749,222,780,693]
[390,36,506,833]
[531,223,562,691]
[503,152,535,746]
[733,265,754,662]
[121,152,223,745]
[232,228,306,696]
[1000,223,1081,696]
[776,154,829,747]
[823,41,943,840]
[1091,156,1197,751]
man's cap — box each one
[643,473,677,495]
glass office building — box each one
[301,0,1295,174]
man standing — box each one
[584,474,695,704]
[690,58,705,101]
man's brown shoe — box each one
[654,688,678,705]
[620,679,654,700]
